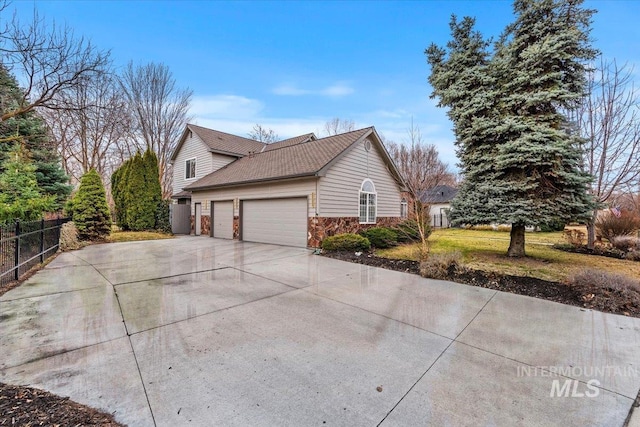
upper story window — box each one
[359,179,376,224]
[185,158,196,180]
[401,198,408,219]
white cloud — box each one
[190,95,264,119]
[320,83,354,97]
[272,81,354,98]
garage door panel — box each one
[213,201,234,239]
[243,198,307,247]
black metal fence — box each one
[0,218,69,285]
[431,213,451,228]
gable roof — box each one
[185,128,378,191]
[262,133,316,152]
[420,185,458,204]
[171,124,266,161]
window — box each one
[359,179,376,224]
[185,158,196,179]
[400,198,408,219]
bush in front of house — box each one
[393,219,422,243]
[359,227,398,248]
[570,269,640,305]
[420,251,464,280]
[321,233,371,252]
[596,210,640,242]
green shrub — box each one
[393,219,422,242]
[420,252,463,280]
[538,220,566,232]
[596,210,640,241]
[321,233,370,252]
[72,169,111,241]
[155,200,172,233]
[359,227,398,248]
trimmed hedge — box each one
[359,227,398,248]
[321,233,371,252]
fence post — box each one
[14,220,20,281]
[40,219,45,263]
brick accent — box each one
[307,216,401,248]
[190,215,211,235]
[233,216,240,239]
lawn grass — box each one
[107,230,174,243]
[377,228,640,283]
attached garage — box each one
[211,201,234,239]
[241,198,308,247]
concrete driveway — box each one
[1,236,639,426]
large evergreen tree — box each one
[0,66,71,210]
[0,145,56,223]
[427,0,596,257]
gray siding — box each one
[172,133,236,195]
[319,138,402,217]
[191,179,317,217]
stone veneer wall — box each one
[190,215,211,236]
[233,216,240,239]
[307,217,401,248]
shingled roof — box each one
[185,128,373,190]
[262,133,316,152]
[185,124,266,157]
[420,185,458,204]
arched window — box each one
[400,198,408,219]
[359,179,376,224]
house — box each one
[420,184,458,228]
[170,124,407,247]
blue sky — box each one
[10,0,640,168]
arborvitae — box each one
[0,65,71,210]
[71,169,111,240]
[0,144,56,223]
[125,152,155,230]
[427,0,596,257]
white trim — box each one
[359,179,377,224]
[185,157,196,180]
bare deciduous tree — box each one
[385,121,455,196]
[248,124,278,143]
[385,121,455,260]
[568,59,640,248]
[0,10,109,121]
[44,68,130,186]
[120,62,192,198]
[323,117,355,136]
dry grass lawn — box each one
[377,228,640,283]
[107,230,174,243]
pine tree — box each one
[0,65,71,210]
[427,0,596,257]
[0,144,56,223]
[72,169,111,241]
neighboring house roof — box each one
[185,127,403,191]
[262,133,317,152]
[421,185,458,204]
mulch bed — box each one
[553,244,628,260]
[322,251,640,318]
[0,382,124,426]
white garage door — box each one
[212,201,234,239]
[242,198,308,247]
